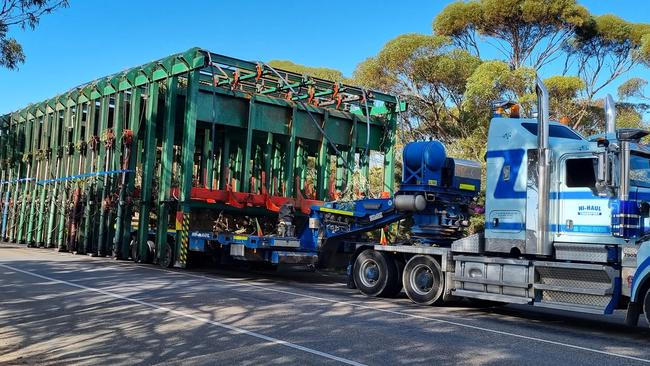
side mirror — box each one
[593,152,613,196]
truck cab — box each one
[346,78,650,327]
[453,90,650,323]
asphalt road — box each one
[2,243,650,366]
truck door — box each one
[556,154,610,241]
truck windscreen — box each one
[521,122,583,140]
[630,152,650,187]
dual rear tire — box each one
[353,250,445,305]
[402,255,445,305]
[353,250,402,297]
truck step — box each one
[452,290,531,304]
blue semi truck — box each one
[177,77,650,327]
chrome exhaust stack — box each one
[605,94,616,135]
[535,76,552,256]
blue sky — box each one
[0,0,648,113]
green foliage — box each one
[640,34,650,67]
[543,75,585,120]
[434,1,650,132]
[615,104,644,129]
[568,13,650,111]
[434,0,589,68]
[0,37,22,69]
[354,33,452,90]
[432,1,482,55]
[545,75,585,99]
[267,59,349,82]
[354,34,485,141]
[0,0,68,70]
[572,14,646,59]
[618,77,648,100]
[463,61,536,116]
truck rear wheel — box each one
[353,250,400,297]
[403,255,444,305]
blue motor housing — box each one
[399,141,482,245]
[402,141,447,186]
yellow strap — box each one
[319,207,354,216]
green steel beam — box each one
[317,111,330,198]
[110,91,126,258]
[219,134,230,190]
[137,82,159,262]
[56,105,73,251]
[45,110,62,248]
[264,132,273,192]
[17,115,33,243]
[109,92,133,259]
[383,109,397,194]
[284,106,297,196]
[96,95,111,256]
[120,86,143,258]
[346,115,358,191]
[35,111,52,246]
[156,76,178,263]
[26,114,42,245]
[241,98,255,193]
[176,70,199,268]
[66,101,84,252]
[82,101,99,255]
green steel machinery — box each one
[0,48,403,268]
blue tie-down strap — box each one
[37,169,133,185]
[0,177,36,185]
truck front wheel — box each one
[641,286,650,326]
[403,255,444,305]
[353,250,400,297]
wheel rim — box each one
[359,258,381,288]
[409,263,438,296]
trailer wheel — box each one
[130,239,155,263]
[353,250,400,297]
[160,242,174,268]
[130,239,138,261]
[403,255,444,305]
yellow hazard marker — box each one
[177,211,190,268]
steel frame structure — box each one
[0,47,403,266]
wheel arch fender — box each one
[346,244,374,287]
[631,259,650,303]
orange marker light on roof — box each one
[510,104,520,118]
[560,116,570,125]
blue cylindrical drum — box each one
[403,141,446,172]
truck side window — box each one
[565,158,596,187]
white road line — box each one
[118,260,650,364]
[6,247,650,364]
[0,263,365,366]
